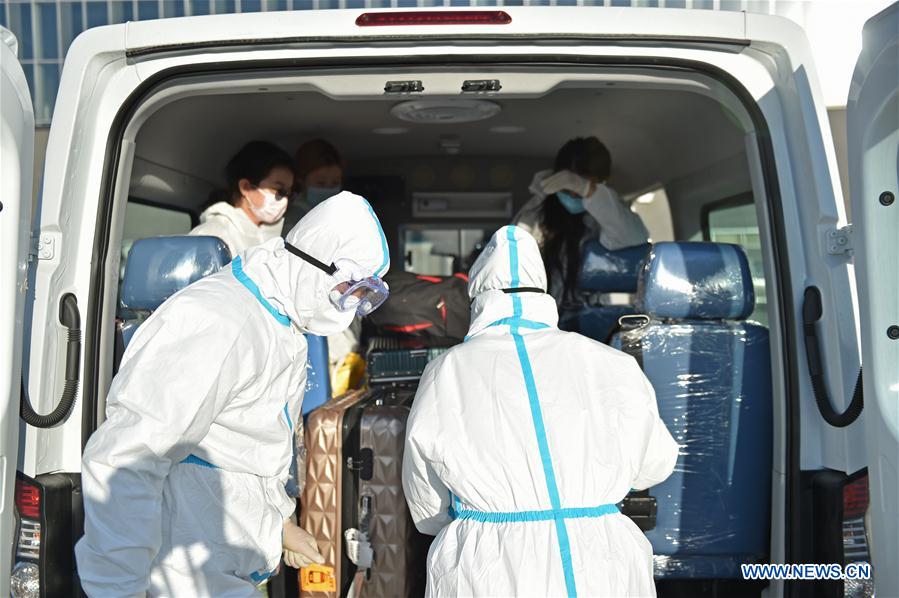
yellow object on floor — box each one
[331,352,365,396]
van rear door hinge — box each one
[29,232,59,261]
[826,224,854,257]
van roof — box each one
[121,7,763,55]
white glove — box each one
[283,518,325,569]
[540,170,593,198]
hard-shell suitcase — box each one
[300,390,368,598]
[300,387,430,598]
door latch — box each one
[826,224,854,256]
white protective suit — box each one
[402,225,677,598]
[189,200,284,257]
[76,192,389,597]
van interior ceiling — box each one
[128,68,753,236]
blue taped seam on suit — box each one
[360,197,390,277]
[284,403,293,433]
[463,317,550,342]
[181,454,219,468]
[249,570,274,584]
[231,256,292,327]
[451,503,619,523]
[505,227,579,598]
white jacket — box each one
[514,170,649,250]
[403,225,677,597]
[189,200,284,257]
[76,192,389,597]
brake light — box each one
[356,10,512,27]
[15,478,41,519]
[843,473,874,598]
[12,475,42,597]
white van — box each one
[1,4,896,597]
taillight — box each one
[843,473,874,598]
[9,472,80,598]
[15,480,41,519]
[11,476,42,598]
[355,10,512,27]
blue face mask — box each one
[305,186,341,207]
[556,191,586,215]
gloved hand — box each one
[283,518,325,569]
[540,170,593,198]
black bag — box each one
[368,272,471,343]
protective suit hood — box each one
[238,191,390,334]
[466,226,558,340]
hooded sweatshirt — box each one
[189,200,284,257]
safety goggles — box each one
[285,243,389,316]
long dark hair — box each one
[223,141,294,207]
[540,137,612,302]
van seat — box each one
[302,334,330,416]
[117,235,232,348]
[114,235,331,415]
[611,242,773,579]
[559,241,650,342]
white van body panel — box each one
[122,7,746,52]
[848,3,899,595]
[744,13,867,474]
[0,26,35,597]
[22,25,137,475]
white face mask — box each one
[303,300,356,336]
[249,189,288,224]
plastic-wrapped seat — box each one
[611,242,772,579]
[558,241,650,342]
[115,235,331,415]
[117,235,232,351]
[302,334,330,416]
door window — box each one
[702,196,768,326]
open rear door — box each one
[0,26,34,596]
[847,3,899,595]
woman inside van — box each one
[189,140,294,257]
[281,138,345,233]
[514,136,649,305]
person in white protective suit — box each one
[514,136,649,305]
[189,140,295,256]
[402,225,678,598]
[75,191,391,597]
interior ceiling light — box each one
[373,127,409,135]
[489,125,526,134]
[391,100,501,124]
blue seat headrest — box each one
[579,241,651,293]
[121,236,232,312]
[637,242,755,320]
